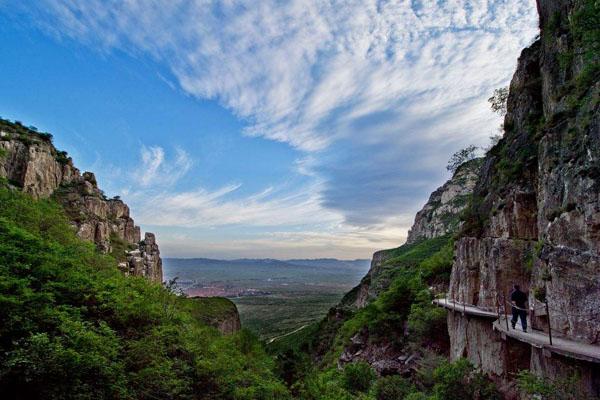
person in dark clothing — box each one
[510,284,528,332]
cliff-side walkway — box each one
[493,316,600,363]
[433,298,600,364]
[433,298,499,319]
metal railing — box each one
[436,288,600,348]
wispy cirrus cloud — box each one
[136,145,193,187]
[17,1,538,149]
[130,182,340,228]
[9,0,540,257]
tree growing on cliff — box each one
[446,145,478,173]
[488,86,509,115]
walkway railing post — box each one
[545,299,553,346]
[504,292,511,331]
[495,294,500,319]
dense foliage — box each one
[517,371,599,400]
[292,357,500,400]
[0,187,289,399]
[333,236,454,356]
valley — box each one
[163,258,370,340]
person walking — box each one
[510,284,528,332]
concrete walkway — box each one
[433,299,600,364]
[493,316,600,364]
[433,298,499,319]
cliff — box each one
[406,158,480,244]
[447,0,600,396]
[0,119,163,283]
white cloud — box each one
[136,145,193,187]
[19,0,538,152]
[130,182,342,228]
[12,0,541,257]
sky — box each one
[0,0,539,259]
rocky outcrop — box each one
[0,119,163,283]
[447,0,600,395]
[56,172,141,251]
[119,233,163,283]
[187,297,241,335]
[0,129,78,198]
[338,328,420,376]
[407,159,480,244]
[217,312,242,335]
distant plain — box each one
[163,258,371,340]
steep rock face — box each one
[447,0,599,395]
[0,121,163,283]
[407,159,480,244]
[217,313,242,335]
[0,134,78,198]
[55,172,141,252]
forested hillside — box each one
[0,180,288,399]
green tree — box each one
[375,375,414,400]
[488,87,509,115]
[446,145,478,173]
[342,361,376,394]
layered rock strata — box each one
[407,159,480,244]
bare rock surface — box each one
[407,159,480,244]
[447,0,600,395]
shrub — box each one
[488,87,509,115]
[431,359,500,400]
[407,301,447,342]
[446,145,479,173]
[517,370,596,400]
[55,150,70,165]
[296,368,354,400]
[342,361,376,394]
[404,393,430,400]
[375,375,414,400]
[420,241,454,284]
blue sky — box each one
[0,1,538,259]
